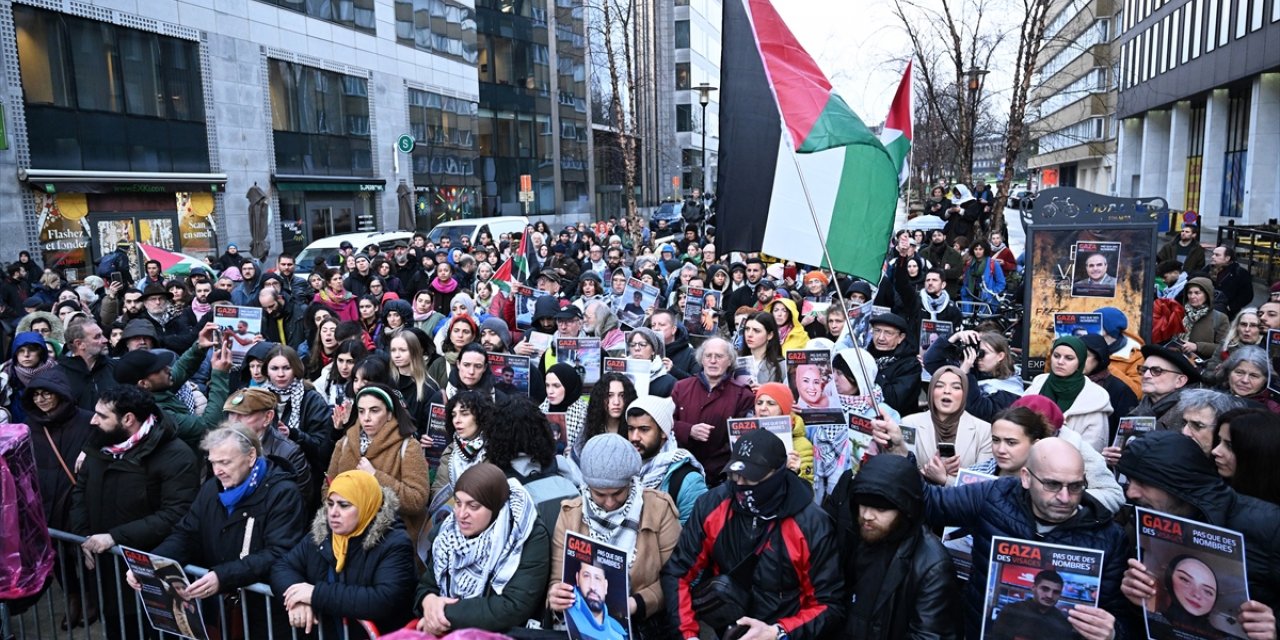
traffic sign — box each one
[518,191,535,203]
[396,134,415,154]
[520,174,532,192]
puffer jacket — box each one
[1107,332,1146,399]
[271,488,417,639]
[24,368,93,530]
[152,460,306,590]
[1117,431,1280,619]
[772,297,810,353]
[825,455,961,639]
[922,476,1131,639]
[69,416,200,550]
[662,473,844,639]
[1025,374,1113,453]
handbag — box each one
[689,521,777,631]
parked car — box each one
[427,216,529,247]
[1008,188,1034,211]
[649,201,684,234]
[294,231,417,273]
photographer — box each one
[923,329,1024,423]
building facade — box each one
[1113,0,1279,230]
[674,0,719,196]
[1026,0,1118,194]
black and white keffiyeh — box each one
[637,439,702,490]
[431,479,536,598]
[581,480,643,562]
[270,378,306,436]
[449,434,486,484]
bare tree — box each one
[992,0,1053,234]
[588,0,645,251]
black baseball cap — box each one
[114,349,177,385]
[726,428,787,482]
[554,305,584,320]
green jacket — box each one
[156,342,231,453]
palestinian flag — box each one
[715,0,900,282]
[492,231,535,293]
[881,61,913,186]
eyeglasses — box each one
[1137,365,1177,377]
[1027,469,1088,495]
[871,328,901,337]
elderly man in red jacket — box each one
[671,336,755,484]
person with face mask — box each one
[662,428,844,639]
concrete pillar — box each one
[1140,110,1171,198]
[1243,73,1280,225]
[1166,101,1192,210]
[1199,88,1230,231]
[1116,117,1145,198]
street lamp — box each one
[695,82,717,192]
[964,66,988,182]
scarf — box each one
[270,378,306,436]
[838,389,885,416]
[732,468,788,519]
[190,299,212,317]
[328,470,383,573]
[175,382,199,414]
[219,457,267,515]
[103,414,155,456]
[1041,336,1087,413]
[638,444,701,490]
[1182,303,1210,339]
[319,288,353,305]
[581,480,644,561]
[964,257,992,299]
[432,479,536,598]
[433,276,459,294]
[647,356,670,380]
[810,421,850,502]
[449,434,486,483]
[919,288,951,320]
[928,366,968,443]
[13,358,54,388]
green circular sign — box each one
[397,134,415,154]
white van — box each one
[427,216,528,247]
[294,230,416,273]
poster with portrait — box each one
[212,304,263,366]
[563,532,631,640]
[546,413,568,450]
[424,404,448,468]
[942,469,997,582]
[685,287,722,337]
[727,416,794,453]
[1021,189,1162,378]
[1112,416,1156,451]
[556,337,602,388]
[1135,508,1250,640]
[1070,241,1123,298]
[616,278,660,327]
[120,548,210,640]
[920,320,954,382]
[1053,313,1103,339]
[847,413,879,468]
[488,352,531,396]
[980,538,1104,640]
[733,356,756,387]
[514,284,545,329]
[845,299,875,349]
[786,349,837,416]
[603,357,649,397]
[1267,330,1280,395]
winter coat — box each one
[665,325,702,380]
[922,476,1131,639]
[0,330,55,423]
[1157,237,1207,274]
[824,456,962,639]
[659,455,709,524]
[259,427,313,509]
[671,373,756,481]
[54,352,119,412]
[661,474,844,639]
[550,490,681,622]
[328,422,431,552]
[280,387,337,499]
[1026,374,1114,452]
[1117,431,1280,618]
[774,298,810,353]
[156,341,230,453]
[260,300,308,348]
[152,461,307,590]
[69,417,201,550]
[1183,291,1230,361]
[1107,333,1146,399]
[871,343,923,417]
[271,488,418,639]
[414,514,551,632]
[24,368,93,530]
[923,243,966,297]
[1128,386,1188,432]
[960,256,1005,308]
[1213,261,1254,319]
[901,411,992,479]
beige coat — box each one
[549,489,681,621]
[1026,375,1114,453]
[902,411,993,480]
[328,419,431,551]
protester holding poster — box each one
[786,349,837,412]
[753,382,814,483]
[980,537,1105,640]
[121,549,211,640]
[901,366,993,485]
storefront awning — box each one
[19,169,228,193]
[273,175,385,192]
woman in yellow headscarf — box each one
[271,470,418,639]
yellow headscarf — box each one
[327,470,383,573]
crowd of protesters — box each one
[9,207,1280,640]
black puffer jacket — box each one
[665,324,701,380]
[825,455,960,639]
[152,459,307,590]
[1117,430,1280,619]
[69,416,200,550]
[54,352,119,412]
[662,473,844,639]
[24,368,93,530]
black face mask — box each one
[733,468,788,518]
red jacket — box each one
[671,374,755,481]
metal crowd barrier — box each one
[0,529,359,640]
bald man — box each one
[917,437,1130,639]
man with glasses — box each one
[867,313,922,417]
[670,337,754,481]
[1169,388,1244,455]
[1124,344,1200,434]
[917,437,1126,640]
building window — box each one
[677,104,692,132]
[1221,89,1250,218]
[393,0,479,64]
[407,89,479,223]
[14,5,209,172]
[269,60,372,176]
[255,0,375,35]
[675,20,690,49]
[676,63,691,90]
[1185,103,1205,212]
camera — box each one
[946,334,981,360]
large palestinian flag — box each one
[715,0,900,282]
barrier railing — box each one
[1219,221,1280,284]
[0,529,356,640]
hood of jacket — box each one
[17,312,62,345]
[240,340,279,386]
[1186,276,1215,301]
[1116,430,1235,524]
[309,486,400,550]
[772,297,805,335]
[21,367,75,409]
[849,454,923,525]
[533,295,561,323]
[382,299,413,323]
[835,348,878,396]
[9,330,50,364]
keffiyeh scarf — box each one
[103,415,156,457]
[581,481,643,564]
[919,288,952,320]
[637,443,702,490]
[432,480,536,598]
[270,379,306,436]
[449,434,486,483]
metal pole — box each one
[700,102,708,191]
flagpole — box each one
[784,144,889,421]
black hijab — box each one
[546,362,583,412]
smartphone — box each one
[938,443,957,458]
[109,271,124,285]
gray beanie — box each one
[628,327,665,359]
[626,395,676,440]
[480,317,512,348]
[579,434,641,489]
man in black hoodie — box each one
[825,454,960,638]
[1117,430,1280,636]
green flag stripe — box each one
[796,93,882,154]
[824,143,901,281]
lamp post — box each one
[964,66,988,183]
[695,82,718,192]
